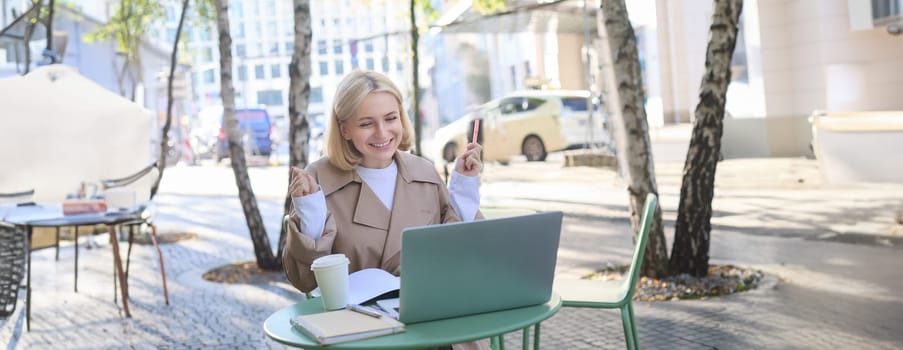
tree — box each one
[276,0,313,264]
[152,0,190,197]
[213,0,279,270]
[409,0,421,156]
[599,0,669,278]
[84,0,163,99]
[670,0,743,277]
[408,0,441,156]
[20,0,44,75]
[45,0,55,58]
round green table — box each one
[264,293,561,350]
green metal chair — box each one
[550,193,657,350]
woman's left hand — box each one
[454,142,483,177]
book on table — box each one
[289,308,405,345]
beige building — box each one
[645,0,903,158]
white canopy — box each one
[0,65,154,202]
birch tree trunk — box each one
[214,0,279,270]
[409,0,422,156]
[669,0,743,277]
[600,0,668,278]
[152,0,189,197]
[276,0,313,264]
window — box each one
[271,64,281,78]
[850,0,903,30]
[248,22,259,37]
[381,57,389,72]
[166,7,176,21]
[310,87,324,103]
[269,43,279,55]
[366,58,374,70]
[265,0,276,17]
[317,40,327,55]
[873,0,902,20]
[364,41,374,53]
[285,42,293,54]
[561,98,589,112]
[267,22,278,37]
[235,44,246,58]
[333,39,342,54]
[204,68,215,84]
[166,28,176,42]
[255,64,265,79]
[319,61,328,75]
[251,1,259,16]
[231,1,243,17]
[202,47,213,63]
[257,90,283,106]
[499,97,545,115]
[200,28,211,41]
[233,23,245,39]
[334,60,344,75]
[237,65,248,81]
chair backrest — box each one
[620,193,658,299]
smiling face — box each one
[339,91,403,169]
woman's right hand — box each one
[289,166,319,197]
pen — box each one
[472,119,480,143]
[346,304,384,318]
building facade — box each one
[154,0,414,147]
[646,0,903,158]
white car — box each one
[429,90,606,164]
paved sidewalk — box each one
[2,154,902,349]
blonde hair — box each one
[326,70,414,171]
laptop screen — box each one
[398,211,562,324]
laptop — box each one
[397,211,563,324]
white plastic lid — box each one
[310,253,350,270]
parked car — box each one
[429,90,605,164]
[216,108,273,161]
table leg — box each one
[533,323,541,350]
[26,226,32,332]
[54,227,60,261]
[107,225,130,317]
[125,225,133,281]
[149,223,170,305]
[498,334,505,350]
[74,226,79,293]
[522,326,530,350]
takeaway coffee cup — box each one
[310,254,351,310]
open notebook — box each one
[309,268,399,305]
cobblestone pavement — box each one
[2,153,903,349]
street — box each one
[2,152,902,349]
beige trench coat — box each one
[283,151,462,292]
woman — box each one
[283,71,487,347]
[284,70,485,349]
